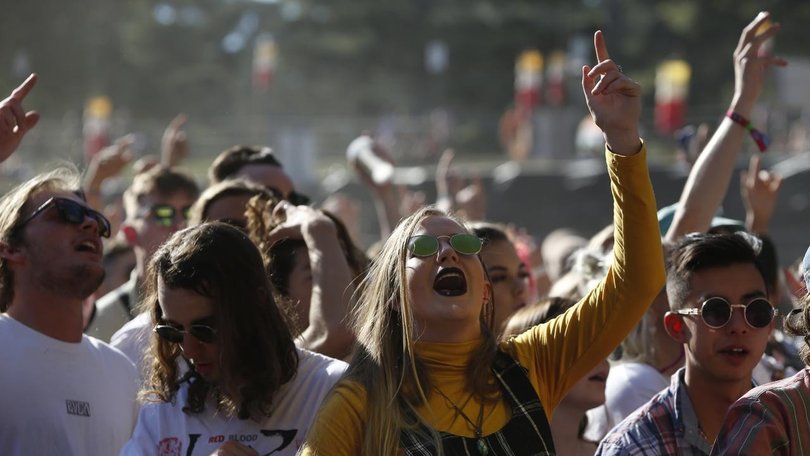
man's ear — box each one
[0,241,25,265]
[664,312,689,343]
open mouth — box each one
[719,347,749,357]
[75,240,99,254]
[433,267,468,297]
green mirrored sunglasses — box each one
[407,234,482,257]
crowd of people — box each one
[1,11,809,456]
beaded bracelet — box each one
[726,110,769,152]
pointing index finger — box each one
[10,73,37,101]
[748,154,761,178]
[594,30,610,63]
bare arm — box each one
[83,135,133,211]
[666,12,786,241]
[348,135,400,240]
[268,204,355,359]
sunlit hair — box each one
[208,145,282,185]
[614,242,673,365]
[0,167,83,311]
[548,245,613,302]
[143,222,298,420]
[122,164,199,220]
[345,206,497,455]
[244,194,370,335]
[469,221,509,245]
[188,178,270,227]
[666,232,767,311]
[785,294,810,366]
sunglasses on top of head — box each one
[674,296,777,329]
[154,323,218,344]
[19,197,111,238]
[407,234,483,257]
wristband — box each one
[726,110,769,153]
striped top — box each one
[596,368,711,456]
[711,368,810,455]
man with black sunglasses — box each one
[597,232,776,455]
[0,167,138,455]
[86,164,199,343]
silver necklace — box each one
[433,387,489,455]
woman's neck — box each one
[414,319,482,344]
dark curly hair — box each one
[785,294,810,366]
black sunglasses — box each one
[146,204,192,227]
[19,197,111,238]
[675,296,777,329]
[154,324,218,344]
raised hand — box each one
[87,135,134,185]
[0,73,40,162]
[581,31,641,156]
[161,114,189,167]
[740,154,782,233]
[267,202,335,246]
[84,135,134,211]
[731,12,787,116]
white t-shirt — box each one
[0,314,139,455]
[585,361,669,441]
[121,348,347,456]
[605,361,669,424]
[111,311,152,386]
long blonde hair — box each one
[345,206,498,455]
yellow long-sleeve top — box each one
[301,146,665,455]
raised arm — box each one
[267,203,355,359]
[666,12,786,241]
[348,135,400,240]
[434,148,487,220]
[0,73,39,163]
[83,135,133,211]
[511,31,665,413]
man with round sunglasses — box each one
[0,167,139,455]
[711,244,810,455]
[86,164,199,343]
[597,232,776,455]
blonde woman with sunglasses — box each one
[301,31,665,456]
